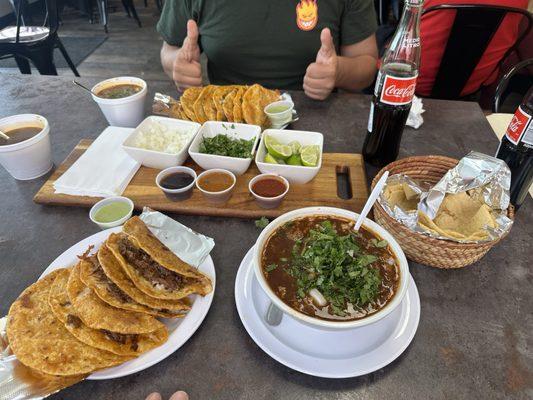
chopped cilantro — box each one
[198,134,254,158]
[255,217,270,229]
[286,221,383,316]
[266,264,278,272]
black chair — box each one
[0,0,80,76]
[493,58,533,113]
[421,4,532,100]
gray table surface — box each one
[0,74,531,400]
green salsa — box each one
[266,105,290,114]
[94,202,131,223]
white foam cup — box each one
[0,114,53,180]
[91,77,147,128]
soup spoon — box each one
[354,170,389,232]
[72,80,94,95]
[0,130,9,140]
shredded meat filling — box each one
[117,237,187,291]
[66,314,82,328]
[101,329,139,351]
[90,257,132,303]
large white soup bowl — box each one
[253,206,409,330]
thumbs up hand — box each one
[173,19,202,90]
[303,28,338,100]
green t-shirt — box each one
[157,0,377,90]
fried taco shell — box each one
[106,231,211,300]
[193,86,214,123]
[67,263,165,334]
[232,86,246,123]
[79,254,187,319]
[98,244,191,312]
[50,269,168,357]
[181,86,203,121]
[242,84,280,128]
[222,88,237,121]
[7,269,128,376]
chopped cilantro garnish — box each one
[255,217,270,229]
[265,264,278,272]
[286,221,383,316]
[198,134,254,158]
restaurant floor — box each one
[0,0,170,80]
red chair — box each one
[417,4,531,100]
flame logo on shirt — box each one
[296,0,318,31]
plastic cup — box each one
[91,77,147,128]
[0,114,53,180]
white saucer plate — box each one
[235,247,420,378]
[41,226,216,380]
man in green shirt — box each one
[157,0,378,100]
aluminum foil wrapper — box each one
[152,92,181,119]
[139,208,215,268]
[0,210,214,399]
[378,152,513,243]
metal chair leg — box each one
[56,37,80,77]
[14,55,31,74]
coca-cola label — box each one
[380,74,418,106]
[506,106,532,145]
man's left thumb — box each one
[316,28,335,64]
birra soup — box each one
[261,216,400,321]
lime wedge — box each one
[287,154,303,166]
[300,145,320,167]
[289,140,302,155]
[264,153,278,164]
[264,135,292,160]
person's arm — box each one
[336,34,378,91]
[159,20,202,89]
[303,29,378,100]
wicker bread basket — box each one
[371,155,514,269]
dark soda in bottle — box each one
[363,0,422,167]
[496,86,533,211]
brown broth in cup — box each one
[197,171,234,192]
[0,126,42,146]
[96,84,142,99]
[261,215,400,322]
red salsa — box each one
[252,177,287,198]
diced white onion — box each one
[309,288,327,307]
[132,121,195,154]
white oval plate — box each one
[40,226,216,380]
[235,247,419,378]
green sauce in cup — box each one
[94,202,132,223]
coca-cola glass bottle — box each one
[362,0,422,167]
[496,86,533,211]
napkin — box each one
[54,127,140,197]
[406,96,425,129]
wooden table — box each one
[0,74,531,400]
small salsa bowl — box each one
[248,173,289,209]
[89,196,134,230]
[156,166,197,201]
[253,206,410,331]
[196,168,236,205]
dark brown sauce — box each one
[96,84,142,99]
[160,172,194,190]
[0,126,42,146]
[252,177,287,198]
[261,216,400,322]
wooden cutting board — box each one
[34,139,369,218]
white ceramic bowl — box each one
[122,116,201,170]
[89,196,134,230]
[188,121,260,175]
[91,77,147,128]
[0,114,52,180]
[253,206,410,330]
[255,129,323,184]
